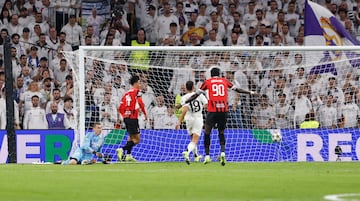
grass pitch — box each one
[1,162,360,201]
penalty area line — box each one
[324,193,360,201]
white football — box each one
[271,130,282,142]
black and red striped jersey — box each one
[200,77,233,112]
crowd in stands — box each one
[0,0,360,130]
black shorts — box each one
[124,118,140,135]
[205,112,228,130]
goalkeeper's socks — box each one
[61,160,70,165]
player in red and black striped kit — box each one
[185,67,256,166]
[116,75,147,162]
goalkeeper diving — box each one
[61,122,108,165]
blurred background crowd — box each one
[0,0,359,131]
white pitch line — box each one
[324,193,360,201]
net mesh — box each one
[62,46,360,162]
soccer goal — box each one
[63,46,360,162]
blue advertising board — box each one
[103,128,360,162]
[0,130,74,163]
[0,129,359,163]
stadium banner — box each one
[0,130,74,164]
[304,0,360,75]
[0,129,359,163]
[109,129,359,162]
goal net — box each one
[63,46,360,162]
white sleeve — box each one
[199,94,208,105]
[0,110,5,130]
[63,115,71,129]
[23,111,29,129]
[196,88,205,95]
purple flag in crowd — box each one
[304,0,360,75]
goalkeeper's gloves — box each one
[92,151,103,158]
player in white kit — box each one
[176,81,208,164]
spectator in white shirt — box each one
[294,84,313,128]
[206,11,226,40]
[159,106,178,129]
[159,22,181,46]
[35,33,51,59]
[112,14,130,45]
[18,7,33,28]
[29,12,49,35]
[38,0,54,23]
[149,95,168,129]
[322,75,345,106]
[7,14,23,36]
[168,55,195,96]
[60,14,83,50]
[45,88,64,114]
[99,92,117,129]
[274,93,294,128]
[196,4,210,27]
[183,0,199,18]
[154,3,179,45]
[338,92,360,128]
[280,23,295,46]
[250,9,271,33]
[20,27,33,54]
[86,8,104,36]
[58,32,72,52]
[251,94,275,129]
[285,1,300,37]
[140,80,156,114]
[63,96,77,129]
[81,25,100,45]
[30,24,41,42]
[265,0,279,27]
[141,4,158,45]
[0,88,20,129]
[46,27,60,58]
[203,29,223,46]
[53,58,70,87]
[317,94,338,128]
[23,95,48,129]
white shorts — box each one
[185,115,203,137]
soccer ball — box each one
[271,130,282,142]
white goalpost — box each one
[63,46,360,162]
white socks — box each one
[187,142,196,154]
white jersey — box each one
[180,92,207,136]
[23,107,48,129]
[180,92,207,119]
